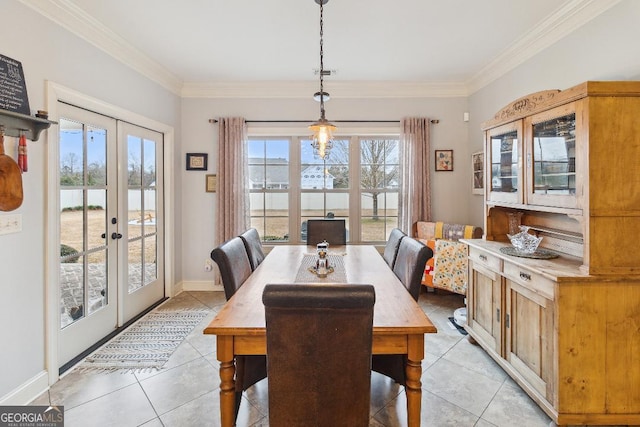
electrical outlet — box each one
[0,214,22,235]
[204,259,213,272]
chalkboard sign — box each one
[0,54,30,115]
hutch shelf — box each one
[463,81,640,426]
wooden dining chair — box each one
[262,283,375,427]
[372,236,432,386]
[210,236,267,420]
[382,227,406,269]
[306,218,346,245]
[239,228,266,271]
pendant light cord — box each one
[319,0,326,120]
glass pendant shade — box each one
[309,118,335,159]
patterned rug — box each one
[78,308,209,372]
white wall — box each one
[180,96,470,284]
[0,1,180,401]
[467,0,640,228]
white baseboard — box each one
[181,280,223,292]
[0,370,49,405]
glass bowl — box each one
[507,226,543,254]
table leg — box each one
[405,334,425,427]
[217,336,235,427]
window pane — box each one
[59,118,84,187]
[87,126,106,186]
[248,138,290,242]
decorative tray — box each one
[499,246,559,259]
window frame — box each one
[248,126,399,245]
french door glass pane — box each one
[59,118,110,328]
[127,135,158,293]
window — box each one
[248,133,400,244]
[248,138,290,242]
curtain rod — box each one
[208,119,440,124]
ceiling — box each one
[21,0,621,97]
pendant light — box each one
[309,0,335,160]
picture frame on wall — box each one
[472,151,484,195]
[435,149,454,171]
[186,153,208,171]
[206,174,217,192]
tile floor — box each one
[33,289,558,426]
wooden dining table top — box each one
[204,245,436,336]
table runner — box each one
[294,253,347,283]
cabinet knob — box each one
[479,254,487,262]
[519,272,531,281]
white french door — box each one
[57,103,164,367]
[118,122,164,323]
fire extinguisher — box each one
[18,133,27,173]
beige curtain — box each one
[398,117,431,233]
[215,117,249,245]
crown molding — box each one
[181,80,468,99]
[467,0,622,94]
[20,0,621,99]
[18,0,183,95]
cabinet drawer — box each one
[469,247,502,272]
[503,262,554,300]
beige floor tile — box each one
[442,338,509,382]
[49,369,138,410]
[140,357,218,415]
[64,383,157,427]
[480,382,551,427]
[422,357,502,417]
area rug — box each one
[78,308,209,372]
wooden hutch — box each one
[462,81,640,426]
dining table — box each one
[204,244,437,427]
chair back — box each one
[210,236,253,300]
[382,228,406,268]
[306,219,346,245]
[239,228,266,271]
[393,237,433,301]
[263,284,375,427]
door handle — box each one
[111,232,123,240]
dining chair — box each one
[306,218,346,245]
[239,227,266,271]
[392,236,433,301]
[372,236,432,386]
[382,227,406,269]
[262,283,375,427]
[210,236,267,420]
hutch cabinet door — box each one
[524,102,581,209]
[467,261,503,356]
[505,278,555,402]
[486,121,523,205]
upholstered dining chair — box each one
[372,236,432,386]
[392,236,432,301]
[210,236,267,420]
[382,228,406,269]
[262,283,376,427]
[239,228,266,271]
[306,218,346,245]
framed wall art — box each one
[206,174,217,192]
[435,149,454,171]
[186,153,208,171]
[472,151,484,195]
